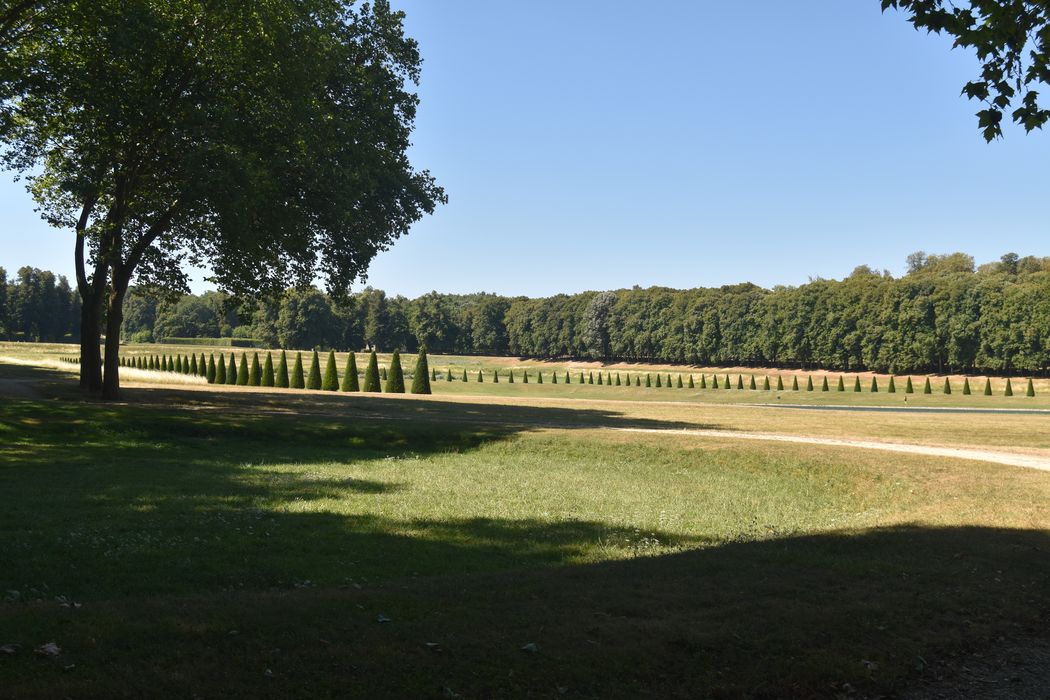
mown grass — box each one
[1,359,1049,697]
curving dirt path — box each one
[614,427,1050,473]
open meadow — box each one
[1,343,1049,697]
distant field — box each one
[1,343,1049,697]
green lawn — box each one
[1,357,1049,697]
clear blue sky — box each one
[1,1,1046,297]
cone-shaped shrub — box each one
[763,376,771,390]
[291,352,306,389]
[199,353,207,376]
[431,367,436,381]
[249,352,262,386]
[923,377,932,394]
[305,350,322,390]
[853,377,862,392]
[175,355,183,373]
[147,355,154,370]
[206,354,216,383]
[905,377,914,393]
[699,374,707,389]
[806,376,814,391]
[226,354,237,385]
[887,376,896,393]
[961,377,970,395]
[712,375,719,389]
[385,350,405,393]
[380,366,388,381]
[462,368,468,382]
[508,369,515,383]
[215,355,227,384]
[276,351,290,388]
[617,373,624,386]
[634,375,641,386]
[655,374,661,387]
[237,352,250,385]
[646,374,652,387]
[821,376,829,392]
[776,375,784,391]
[870,377,878,392]
[677,375,684,388]
[477,369,483,382]
[446,367,454,382]
[665,374,671,388]
[566,371,572,383]
[191,355,199,374]
[597,372,603,385]
[321,350,338,391]
[791,376,799,391]
[362,351,380,392]
[341,353,360,392]
[523,370,529,384]
[552,371,558,384]
[587,372,593,384]
[1026,378,1035,397]
[577,372,583,384]
[736,375,744,390]
[748,375,756,390]
[1004,378,1013,396]
[983,377,992,395]
[184,355,192,374]
[724,375,732,390]
[262,353,275,387]
[493,368,499,383]
[410,348,431,394]
[942,377,951,395]
[837,376,845,391]
[537,371,543,384]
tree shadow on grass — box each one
[1,525,1047,699]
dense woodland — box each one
[3,252,1050,374]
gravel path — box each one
[614,427,1050,472]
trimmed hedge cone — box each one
[411,349,431,394]
[321,350,339,391]
[363,351,381,392]
[227,354,237,385]
[249,352,262,386]
[291,352,306,389]
[306,350,322,390]
[341,353,360,392]
[276,351,290,388]
[262,353,275,387]
[237,352,250,385]
[385,350,406,393]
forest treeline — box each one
[3,252,1049,374]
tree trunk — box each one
[78,292,104,392]
[101,282,128,400]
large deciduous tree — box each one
[883,1,1050,140]
[0,0,445,397]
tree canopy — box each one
[0,0,445,396]
[884,0,1050,140]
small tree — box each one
[943,377,952,395]
[175,355,183,373]
[476,369,483,382]
[748,375,756,390]
[552,371,558,384]
[207,354,217,384]
[411,348,431,394]
[321,350,339,391]
[431,367,436,381]
[226,354,238,385]
[199,353,208,377]
[634,375,641,386]
[646,374,652,388]
[655,374,661,387]
[183,355,192,374]
[962,377,971,395]
[687,375,693,388]
[262,353,275,387]
[821,376,829,392]
[724,375,731,390]
[276,351,290,389]
[537,371,543,384]
[462,368,468,382]
[677,375,684,388]
[1004,378,1014,396]
[712,375,719,389]
[806,376,814,391]
[190,354,199,375]
[305,350,322,390]
[597,372,603,385]
[579,372,585,384]
[589,371,595,384]
[776,375,784,391]
[837,376,845,392]
[380,366,388,381]
[215,355,227,384]
[887,376,896,393]
[446,367,453,382]
[249,352,262,386]
[923,377,932,394]
[792,376,799,391]
[617,373,623,386]
[763,376,770,390]
[523,370,529,384]
[237,352,250,385]
[341,353,360,392]
[291,352,306,389]
[699,374,707,389]
[363,351,380,392]
[493,368,499,383]
[1026,378,1035,397]
[905,377,914,394]
[853,377,861,392]
[983,377,992,395]
[385,350,405,393]
[870,377,878,392]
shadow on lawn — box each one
[1,525,1048,699]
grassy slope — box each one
[1,358,1049,697]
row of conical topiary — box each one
[436,366,1037,397]
[73,349,433,394]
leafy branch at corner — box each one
[0,0,445,398]
[883,0,1050,140]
